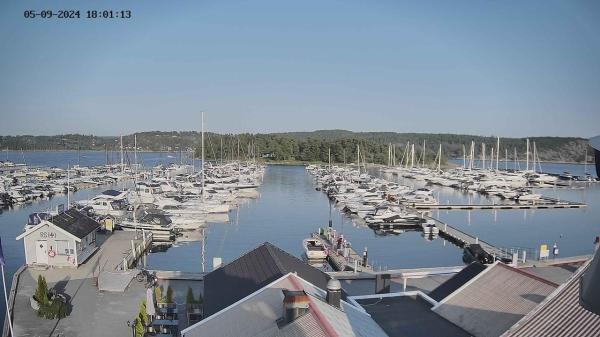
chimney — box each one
[326,278,341,308]
[282,290,309,324]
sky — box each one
[0,0,599,137]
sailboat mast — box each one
[120,135,124,173]
[437,143,441,171]
[357,144,360,174]
[526,139,530,171]
[422,140,426,167]
[201,111,205,200]
[496,137,500,170]
[482,143,486,170]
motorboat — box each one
[303,238,327,260]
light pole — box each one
[127,318,138,337]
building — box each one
[590,135,600,177]
[182,272,388,337]
[202,242,346,317]
[432,262,558,337]
[501,250,600,337]
[16,208,100,268]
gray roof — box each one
[357,295,470,337]
[502,257,600,337]
[184,273,388,337]
[433,263,558,337]
[203,242,343,317]
[590,135,600,151]
[50,208,100,239]
[429,262,486,302]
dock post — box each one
[123,258,127,271]
[354,259,358,274]
[403,277,407,292]
[475,237,479,244]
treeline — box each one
[0,130,592,164]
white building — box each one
[16,208,100,268]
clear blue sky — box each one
[1,0,599,137]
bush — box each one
[34,275,49,306]
[166,286,173,303]
[34,275,70,320]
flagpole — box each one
[1,264,13,337]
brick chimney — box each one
[282,290,310,324]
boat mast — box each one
[67,163,70,208]
[437,143,441,171]
[496,137,500,170]
[201,111,205,200]
[482,143,486,170]
[134,134,138,176]
[411,144,415,168]
[422,140,426,167]
[526,138,530,171]
[120,135,124,173]
[357,144,360,174]
[490,147,494,170]
[463,144,466,169]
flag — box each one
[0,237,5,266]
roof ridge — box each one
[263,241,291,273]
[500,263,559,287]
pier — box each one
[311,230,374,273]
[412,198,586,211]
[420,213,513,261]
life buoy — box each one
[48,250,56,258]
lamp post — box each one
[127,318,138,337]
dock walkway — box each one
[412,197,586,210]
[312,232,374,273]
[420,213,512,261]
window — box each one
[56,240,69,255]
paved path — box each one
[10,231,150,337]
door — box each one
[36,240,48,264]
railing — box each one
[2,265,26,337]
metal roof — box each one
[357,295,471,337]
[203,242,343,317]
[49,208,100,239]
[184,273,387,337]
[590,135,600,151]
[433,263,558,337]
[429,262,487,302]
[502,256,600,337]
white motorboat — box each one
[303,238,328,260]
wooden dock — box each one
[412,197,586,211]
[421,214,512,261]
[312,231,374,273]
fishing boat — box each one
[303,238,327,260]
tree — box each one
[166,286,173,303]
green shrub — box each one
[166,286,173,303]
[34,275,69,320]
[34,275,49,306]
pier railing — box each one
[116,230,153,271]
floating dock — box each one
[311,231,374,273]
[420,214,512,261]
[412,197,586,210]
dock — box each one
[311,231,374,273]
[420,213,512,261]
[412,197,586,210]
